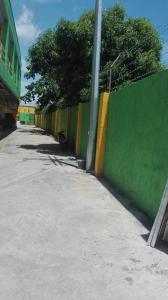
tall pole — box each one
[86,0,102,172]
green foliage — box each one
[22,4,163,108]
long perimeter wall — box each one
[35,70,168,219]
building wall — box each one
[18,106,36,125]
[0,0,21,99]
[19,113,35,125]
[18,106,36,114]
[0,98,7,119]
[0,1,21,130]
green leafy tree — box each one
[22,4,163,108]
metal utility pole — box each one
[86,0,102,172]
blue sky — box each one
[11,0,168,96]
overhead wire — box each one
[103,20,168,91]
[111,66,168,92]
[109,60,168,92]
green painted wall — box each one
[103,70,168,219]
[0,0,21,98]
[42,115,46,129]
[69,105,77,149]
[80,102,90,159]
[19,113,35,125]
[60,108,68,134]
[51,113,56,134]
[3,1,20,59]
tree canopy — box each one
[21,4,163,109]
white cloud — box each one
[161,43,168,64]
[21,80,27,96]
[21,57,28,74]
[16,5,41,45]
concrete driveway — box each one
[0,124,168,300]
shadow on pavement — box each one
[49,155,78,168]
[155,240,168,255]
[0,127,16,141]
[18,143,78,168]
[17,128,51,136]
[141,232,168,255]
[99,178,168,254]
[98,177,153,231]
[18,143,71,156]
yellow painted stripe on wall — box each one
[95,92,110,177]
[76,103,83,156]
[18,106,36,114]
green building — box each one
[18,105,36,125]
[0,0,21,130]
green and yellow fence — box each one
[35,94,108,164]
[35,69,168,220]
[36,104,84,149]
